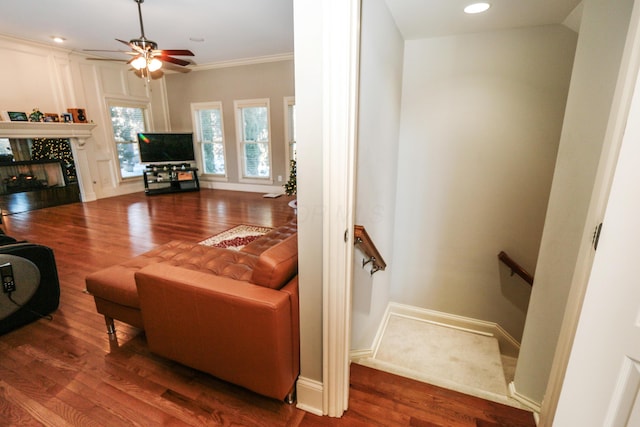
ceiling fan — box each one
[85,0,194,79]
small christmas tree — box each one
[31,138,77,182]
[283,158,297,196]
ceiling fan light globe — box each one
[147,58,162,72]
[131,56,147,70]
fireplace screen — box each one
[0,160,67,194]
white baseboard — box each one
[383,302,521,358]
[349,348,373,360]
[200,180,285,194]
[296,376,324,416]
[509,381,542,414]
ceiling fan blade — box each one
[116,38,145,54]
[153,49,194,56]
[162,62,193,73]
[83,49,130,53]
[87,58,129,62]
[116,38,132,47]
[157,55,191,67]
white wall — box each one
[351,0,404,351]
[391,26,577,341]
[553,26,640,423]
[0,38,70,115]
[515,0,635,407]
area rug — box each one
[358,314,515,406]
[199,224,272,251]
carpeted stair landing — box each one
[355,314,526,409]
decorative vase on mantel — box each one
[29,108,44,122]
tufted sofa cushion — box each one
[86,241,260,311]
[250,234,298,289]
[86,253,164,310]
[146,241,259,280]
[241,219,297,256]
[86,219,297,323]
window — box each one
[235,99,272,180]
[109,104,148,178]
[192,102,226,176]
[284,96,296,162]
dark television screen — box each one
[137,133,195,163]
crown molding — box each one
[190,52,294,72]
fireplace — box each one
[0,122,96,213]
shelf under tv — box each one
[142,164,199,195]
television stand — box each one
[143,164,200,195]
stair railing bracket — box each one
[354,224,387,277]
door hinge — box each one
[593,222,603,251]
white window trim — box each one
[191,101,228,181]
[234,98,274,184]
[106,98,151,182]
[284,96,296,178]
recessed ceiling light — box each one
[464,3,491,14]
[189,37,205,42]
[51,36,66,43]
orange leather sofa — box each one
[85,221,299,402]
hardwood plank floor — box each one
[0,189,536,426]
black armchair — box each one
[0,243,60,335]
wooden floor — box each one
[0,189,536,426]
[0,184,81,215]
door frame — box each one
[321,0,361,417]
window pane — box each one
[241,107,268,142]
[110,106,145,177]
[203,142,225,175]
[244,142,270,178]
[117,142,143,178]
[110,107,145,142]
[198,109,223,143]
[288,103,296,161]
[195,106,226,175]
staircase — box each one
[352,305,527,409]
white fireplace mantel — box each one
[0,121,98,201]
[0,121,96,141]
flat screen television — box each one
[137,132,195,164]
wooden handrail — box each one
[354,225,386,275]
[498,251,534,286]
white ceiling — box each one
[384,0,583,40]
[0,0,294,66]
[0,0,582,68]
